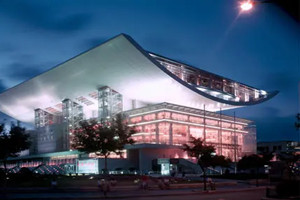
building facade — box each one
[126,102,256,161]
[257,141,299,154]
[0,34,277,174]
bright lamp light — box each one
[240,1,253,11]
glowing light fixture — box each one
[223,94,232,100]
[260,90,267,95]
[210,91,221,96]
[197,87,207,92]
[240,1,253,11]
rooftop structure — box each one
[0,34,277,124]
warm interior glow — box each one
[240,1,253,11]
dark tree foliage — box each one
[277,152,300,179]
[237,154,269,186]
[72,113,135,172]
[238,154,266,170]
[210,155,232,169]
[183,137,231,190]
[0,123,31,173]
[261,152,274,163]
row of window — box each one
[157,59,259,101]
[130,112,245,130]
[131,122,244,146]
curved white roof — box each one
[0,34,277,123]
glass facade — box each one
[34,109,59,128]
[62,99,83,150]
[98,86,123,121]
[32,96,256,162]
[150,53,268,103]
[126,102,256,161]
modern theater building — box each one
[0,34,277,174]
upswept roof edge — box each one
[122,34,278,106]
[0,33,278,123]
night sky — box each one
[0,0,299,142]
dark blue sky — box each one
[0,0,299,142]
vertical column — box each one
[98,86,123,122]
[132,99,137,109]
[62,99,72,150]
[34,109,42,128]
[98,86,110,121]
[187,115,190,142]
[180,65,184,80]
[187,125,190,144]
[234,83,238,97]
[141,124,145,132]
[155,123,159,144]
[219,108,222,155]
[203,105,206,144]
[209,75,213,89]
[155,113,159,144]
[233,112,237,174]
[169,123,173,145]
[197,74,201,86]
[62,98,83,150]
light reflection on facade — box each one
[126,103,256,161]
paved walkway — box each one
[0,184,267,199]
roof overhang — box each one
[0,34,277,124]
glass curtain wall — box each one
[127,103,255,161]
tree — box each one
[72,113,135,173]
[237,154,268,186]
[183,137,220,191]
[277,152,300,180]
[210,155,232,173]
[0,123,31,173]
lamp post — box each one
[239,0,274,12]
[240,1,254,11]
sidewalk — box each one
[0,185,266,199]
[0,180,239,193]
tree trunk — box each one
[203,170,207,191]
[3,158,7,188]
[256,167,259,187]
[3,159,7,174]
[200,164,207,191]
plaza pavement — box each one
[0,180,269,200]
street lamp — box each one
[239,0,273,12]
[240,1,254,11]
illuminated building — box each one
[0,34,277,174]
